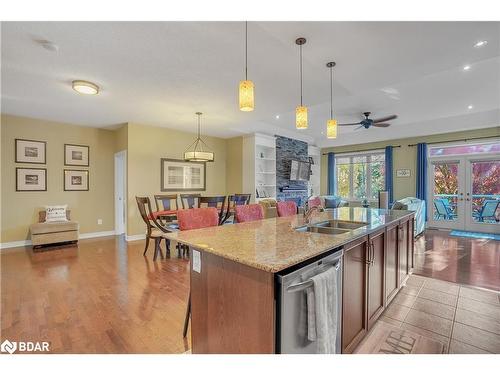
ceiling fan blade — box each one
[373,115,398,123]
[372,123,391,128]
[354,125,364,130]
[338,122,362,126]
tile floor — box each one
[379,274,500,354]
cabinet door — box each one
[385,224,399,304]
[367,230,385,330]
[398,221,409,285]
[342,237,368,354]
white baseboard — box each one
[0,230,117,250]
[79,230,116,239]
[126,234,146,242]
[0,239,32,249]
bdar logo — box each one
[1,339,17,354]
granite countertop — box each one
[164,207,414,273]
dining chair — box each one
[180,193,201,209]
[473,199,500,222]
[223,193,252,224]
[136,196,170,261]
[235,203,264,223]
[177,207,220,338]
[199,196,227,225]
[153,194,179,228]
[276,201,298,217]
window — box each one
[335,152,385,200]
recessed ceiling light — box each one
[474,40,488,48]
[275,115,280,119]
[468,105,473,110]
[463,65,471,71]
[72,80,99,95]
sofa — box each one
[30,210,79,248]
[392,197,426,237]
[309,195,348,210]
[258,199,278,218]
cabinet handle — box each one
[366,243,372,265]
[370,241,375,265]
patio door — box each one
[428,159,466,230]
[428,151,500,233]
[465,156,500,233]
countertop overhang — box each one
[164,207,414,273]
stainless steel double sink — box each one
[295,220,367,235]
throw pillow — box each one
[45,205,68,222]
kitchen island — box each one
[165,207,415,354]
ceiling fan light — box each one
[327,119,337,139]
[296,106,308,129]
[239,80,254,111]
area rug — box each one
[354,321,445,354]
[450,230,500,241]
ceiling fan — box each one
[338,112,398,130]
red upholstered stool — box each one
[277,201,298,217]
[176,207,219,339]
[308,196,322,209]
[235,204,264,223]
[177,207,219,231]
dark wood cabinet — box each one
[385,223,399,305]
[366,228,386,330]
[342,236,368,354]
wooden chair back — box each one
[154,194,179,211]
[223,194,252,223]
[180,194,202,209]
[199,196,226,224]
[136,196,165,235]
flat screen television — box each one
[290,160,311,181]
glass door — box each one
[428,159,465,230]
[465,157,500,233]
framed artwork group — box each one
[14,139,90,192]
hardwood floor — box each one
[1,229,498,354]
[413,229,500,291]
[1,236,191,353]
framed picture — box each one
[160,158,206,191]
[64,144,89,166]
[16,168,47,191]
[64,169,89,191]
[396,169,411,177]
[15,139,46,164]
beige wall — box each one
[225,136,243,194]
[1,115,116,242]
[320,127,500,200]
[126,123,227,236]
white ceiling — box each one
[2,21,499,147]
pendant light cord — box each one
[299,43,303,106]
[197,113,201,138]
[330,66,334,119]
[245,21,248,81]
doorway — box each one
[114,151,127,235]
[427,141,499,233]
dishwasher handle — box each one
[286,260,341,293]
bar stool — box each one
[199,196,227,224]
[223,193,252,224]
[177,207,220,338]
[234,203,264,223]
[277,201,298,217]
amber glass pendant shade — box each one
[239,80,254,111]
[296,106,308,129]
[327,119,337,139]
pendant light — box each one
[295,37,308,129]
[239,21,254,111]
[326,61,337,139]
[183,112,215,162]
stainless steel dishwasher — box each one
[276,248,343,354]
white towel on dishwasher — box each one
[308,266,338,354]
